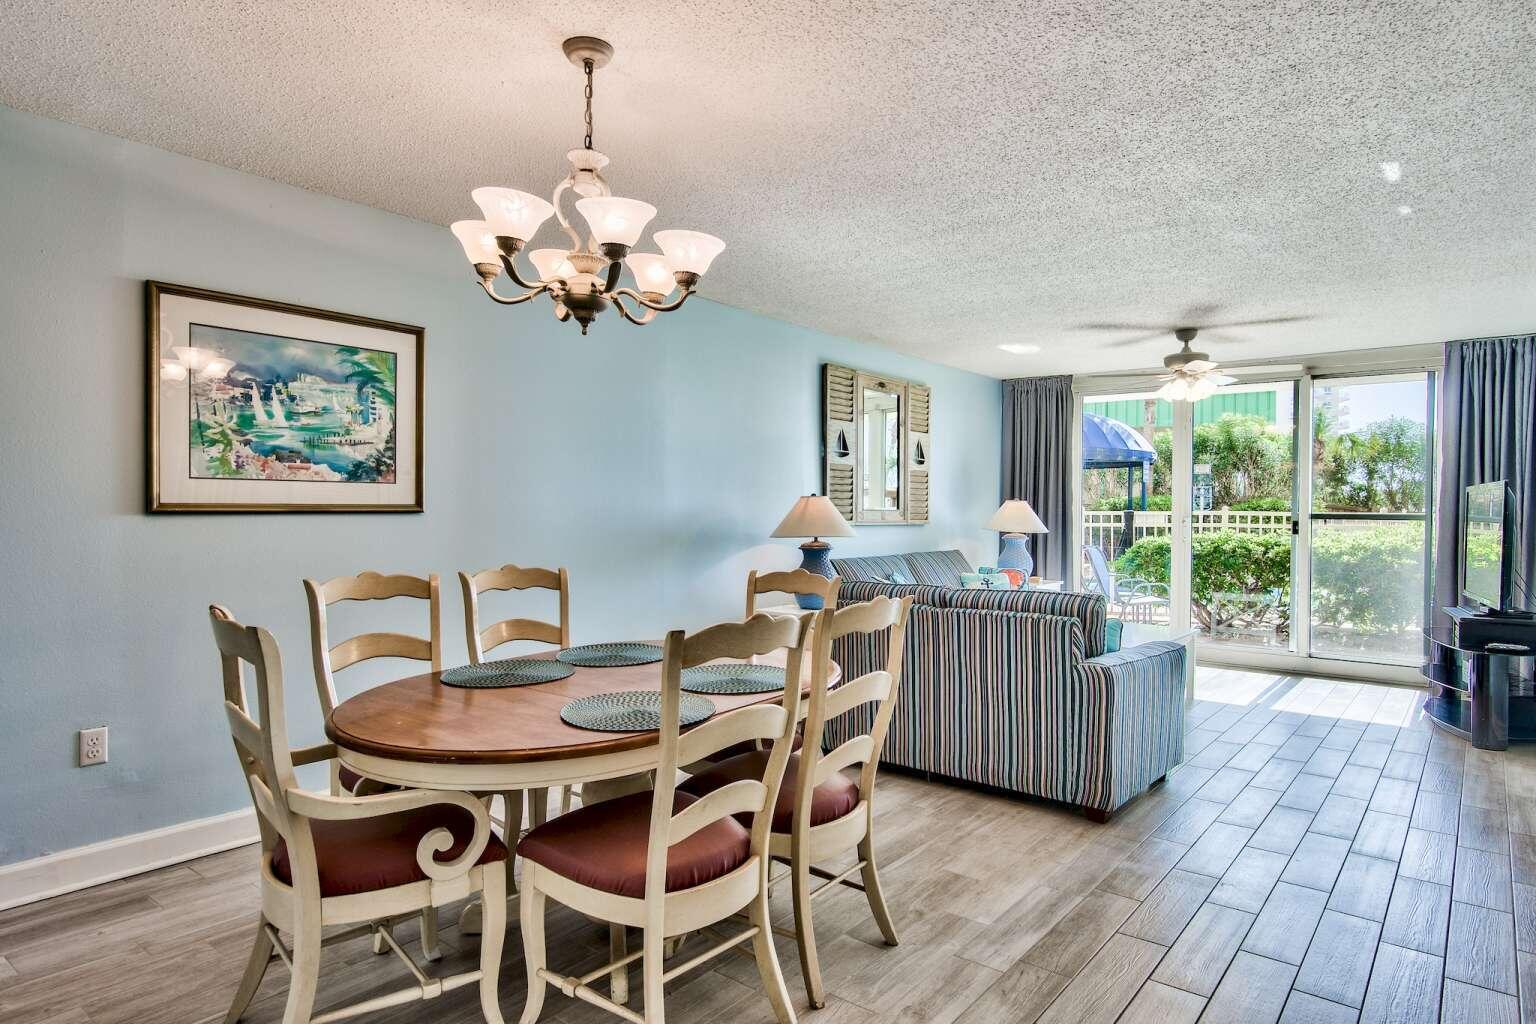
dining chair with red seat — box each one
[679,594,913,1008]
[304,570,442,796]
[515,611,813,1024]
[459,563,574,824]
[304,569,445,956]
[210,605,508,1024]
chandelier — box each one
[450,37,724,334]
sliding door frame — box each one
[1074,347,1441,687]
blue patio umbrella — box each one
[1083,412,1157,553]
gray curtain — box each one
[1002,375,1074,582]
[1433,334,1536,616]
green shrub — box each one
[1091,494,1172,511]
[1115,525,1426,636]
[1230,498,1291,512]
[1311,523,1425,633]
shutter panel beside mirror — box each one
[824,364,857,519]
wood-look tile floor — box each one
[4,667,1533,1024]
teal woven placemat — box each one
[681,663,787,695]
[439,658,574,688]
[556,642,664,668]
[559,690,715,732]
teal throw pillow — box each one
[1105,617,1123,653]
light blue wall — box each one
[0,105,1001,865]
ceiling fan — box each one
[1073,310,1312,402]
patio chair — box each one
[1081,545,1170,623]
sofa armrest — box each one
[1075,640,1187,812]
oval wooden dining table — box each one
[326,646,838,794]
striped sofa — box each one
[827,550,1186,820]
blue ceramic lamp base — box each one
[996,533,1034,576]
[796,541,834,608]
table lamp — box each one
[987,499,1048,576]
[770,494,855,608]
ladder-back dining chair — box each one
[680,594,912,1008]
[515,611,813,1024]
[459,563,573,823]
[210,605,508,1024]
[304,570,443,956]
[304,570,442,792]
[744,569,840,617]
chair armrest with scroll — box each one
[285,787,492,882]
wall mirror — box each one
[861,382,903,515]
[823,363,931,525]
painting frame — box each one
[146,281,425,513]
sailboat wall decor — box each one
[148,281,425,513]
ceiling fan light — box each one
[575,196,657,247]
[1189,377,1219,401]
[653,230,726,275]
[159,359,188,381]
[471,187,555,242]
[528,248,576,282]
[625,253,677,297]
[450,220,500,265]
[1158,376,1189,401]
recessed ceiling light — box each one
[997,343,1040,354]
[1398,205,1413,216]
[1380,161,1402,182]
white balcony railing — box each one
[1083,509,1291,554]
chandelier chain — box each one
[583,58,594,150]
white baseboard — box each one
[0,808,259,911]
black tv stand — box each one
[1422,625,1536,750]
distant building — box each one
[1083,391,1279,433]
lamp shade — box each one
[450,220,500,264]
[654,230,725,275]
[576,196,657,247]
[771,495,855,539]
[987,499,1048,534]
[471,187,555,242]
[625,253,677,297]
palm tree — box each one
[335,348,396,408]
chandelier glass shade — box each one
[451,37,723,334]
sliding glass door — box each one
[1305,373,1435,665]
[1188,381,1299,654]
[1076,367,1436,674]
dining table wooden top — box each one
[326,647,838,766]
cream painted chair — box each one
[210,605,508,1024]
[744,569,840,617]
[459,563,573,824]
[681,595,912,1008]
[303,569,443,955]
[515,612,813,1024]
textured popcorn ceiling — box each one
[3,1,1534,378]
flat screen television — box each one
[1462,481,1511,612]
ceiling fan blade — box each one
[1205,315,1314,331]
[1070,322,1172,332]
[1103,331,1171,347]
[1183,359,1218,373]
[1207,374,1238,386]
[1179,303,1224,323]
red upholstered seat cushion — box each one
[679,751,859,833]
[517,791,750,899]
[272,804,508,898]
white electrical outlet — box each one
[79,726,108,766]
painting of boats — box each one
[148,281,423,513]
[186,324,398,483]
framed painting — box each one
[147,282,424,512]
